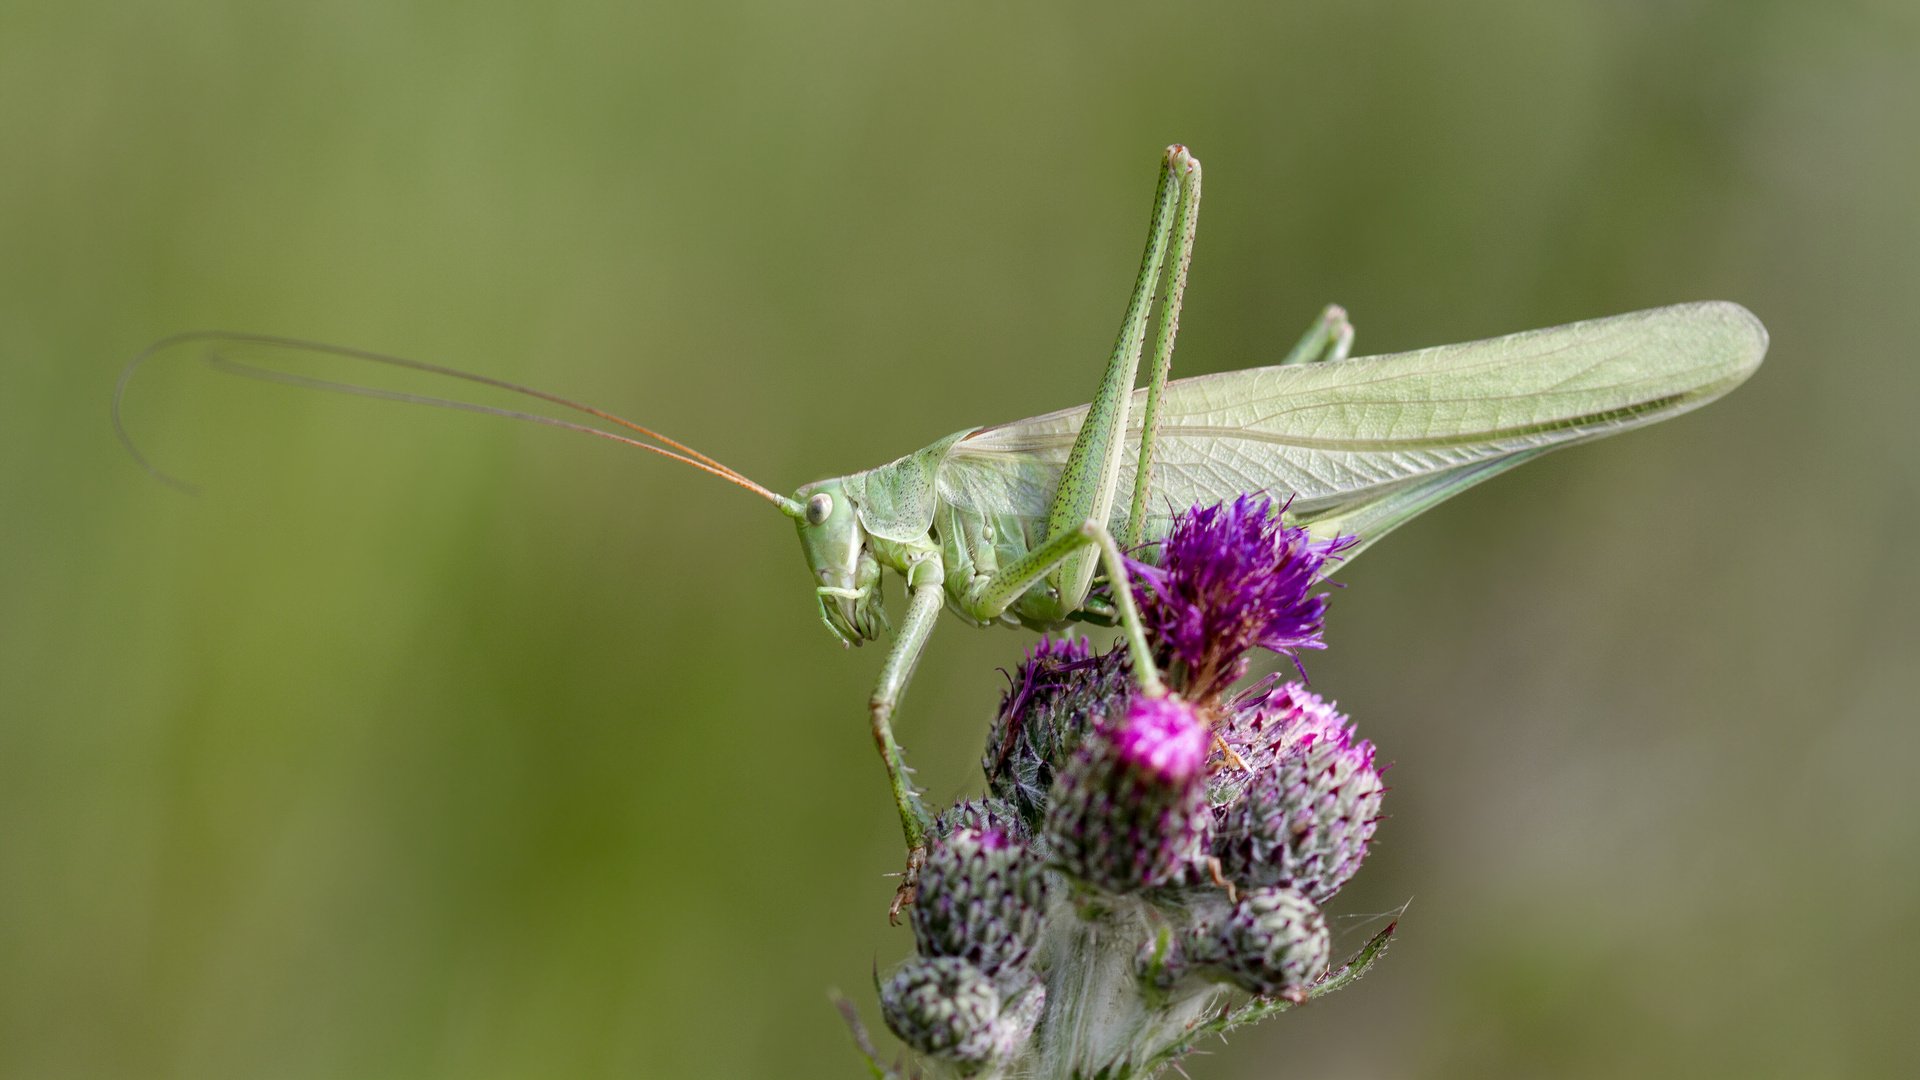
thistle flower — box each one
[1209,886,1330,1001]
[1045,693,1210,891]
[984,636,1134,830]
[1128,494,1350,701]
[1214,684,1383,904]
[849,497,1397,1080]
[912,826,1050,979]
[879,956,1002,1063]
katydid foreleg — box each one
[869,573,946,921]
[875,519,1163,917]
[868,575,946,847]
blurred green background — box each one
[4,1,1918,1077]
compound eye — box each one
[805,492,834,526]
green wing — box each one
[939,301,1767,565]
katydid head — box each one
[791,477,888,647]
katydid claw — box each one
[888,845,926,924]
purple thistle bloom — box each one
[1045,694,1211,891]
[1112,696,1210,778]
[1210,678,1354,797]
[1129,494,1352,702]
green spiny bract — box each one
[934,797,1029,842]
[984,637,1134,832]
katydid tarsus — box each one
[116,144,1768,906]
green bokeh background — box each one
[5,2,1918,1077]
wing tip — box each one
[1674,299,1770,378]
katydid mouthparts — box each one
[116,145,1767,908]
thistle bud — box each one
[1044,694,1210,892]
[984,637,1134,829]
[879,956,1001,1063]
[912,826,1050,977]
[1212,886,1329,1001]
[1215,684,1382,904]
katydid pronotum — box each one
[116,145,1768,907]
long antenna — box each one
[113,331,798,510]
